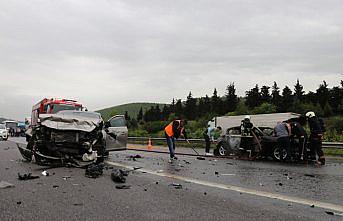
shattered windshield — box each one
[52,104,82,114]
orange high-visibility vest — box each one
[165,120,181,137]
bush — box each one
[143,121,168,134]
[128,129,149,137]
[251,103,277,114]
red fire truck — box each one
[31,98,83,126]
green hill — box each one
[97,102,166,121]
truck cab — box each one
[31,98,83,127]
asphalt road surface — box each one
[1,138,343,221]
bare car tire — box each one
[273,146,287,161]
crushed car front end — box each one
[18,110,106,167]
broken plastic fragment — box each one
[111,169,126,183]
[18,173,39,180]
[0,181,15,189]
[115,185,131,189]
[82,151,98,162]
[62,176,71,180]
[304,174,315,178]
[42,171,49,176]
[85,164,104,178]
[171,183,183,189]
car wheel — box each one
[273,146,287,161]
[215,143,227,156]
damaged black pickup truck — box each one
[18,110,128,167]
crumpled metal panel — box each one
[39,113,101,132]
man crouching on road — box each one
[165,119,188,163]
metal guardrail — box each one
[128,137,343,149]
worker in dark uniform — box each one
[306,111,325,165]
[289,120,308,160]
[240,116,254,151]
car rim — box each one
[219,145,227,156]
[274,147,287,160]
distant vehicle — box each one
[2,120,18,137]
[0,124,8,141]
[2,120,18,131]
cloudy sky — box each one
[0,0,342,120]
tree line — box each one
[131,80,342,123]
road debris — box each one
[41,170,49,176]
[111,169,126,183]
[115,184,131,189]
[128,155,142,161]
[16,201,22,205]
[85,164,104,178]
[214,171,219,175]
[53,185,59,189]
[304,174,316,178]
[133,166,143,170]
[0,181,15,189]
[310,205,315,208]
[170,183,183,189]
[183,160,191,164]
[196,157,206,160]
[73,203,84,206]
[18,173,39,180]
[62,176,71,180]
[325,211,343,216]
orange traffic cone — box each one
[147,138,153,150]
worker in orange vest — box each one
[164,120,189,162]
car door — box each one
[105,115,128,151]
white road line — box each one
[105,160,343,213]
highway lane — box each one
[1,139,342,221]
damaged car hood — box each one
[39,110,103,132]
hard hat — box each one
[305,111,315,118]
[244,115,251,120]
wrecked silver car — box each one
[18,110,128,167]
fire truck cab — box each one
[31,98,83,127]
